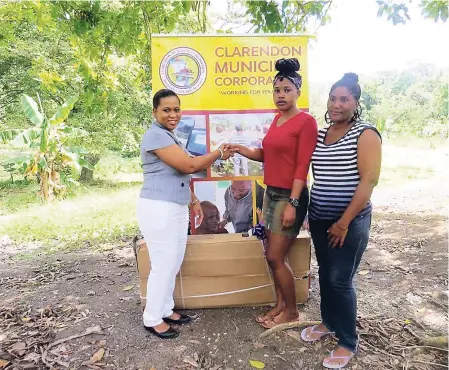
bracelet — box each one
[336,222,348,231]
[191,199,199,206]
[216,148,224,159]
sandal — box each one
[300,324,335,342]
[255,314,273,323]
[322,350,355,369]
[255,308,283,323]
[260,314,299,329]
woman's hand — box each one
[224,143,240,153]
[218,144,234,160]
[256,207,263,223]
[327,221,348,248]
[281,204,296,229]
[192,201,204,227]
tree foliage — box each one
[0,94,93,200]
[376,0,448,24]
[232,0,334,33]
[361,63,448,138]
[0,0,447,196]
[0,1,210,161]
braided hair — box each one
[325,73,363,124]
[273,58,302,90]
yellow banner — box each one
[152,35,309,110]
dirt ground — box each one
[1,165,448,370]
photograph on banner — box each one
[174,114,207,178]
[192,179,265,235]
[209,112,275,177]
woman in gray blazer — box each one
[137,89,232,339]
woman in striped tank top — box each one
[300,73,382,369]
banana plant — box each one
[0,94,94,201]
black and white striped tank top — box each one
[308,121,380,220]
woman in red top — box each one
[229,58,318,328]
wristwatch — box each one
[288,198,299,208]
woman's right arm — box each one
[154,144,229,174]
[232,144,264,162]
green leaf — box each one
[0,129,23,143]
[281,0,288,12]
[38,156,48,170]
[57,126,89,137]
[40,119,49,152]
[61,150,95,171]
[49,95,79,125]
[2,154,34,174]
[249,360,265,369]
[11,127,42,146]
[20,95,44,126]
[65,146,90,155]
[181,0,191,12]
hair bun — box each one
[275,58,300,74]
[342,73,359,83]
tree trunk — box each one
[79,154,101,183]
[41,171,49,201]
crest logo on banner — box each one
[160,47,207,95]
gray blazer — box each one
[139,122,191,205]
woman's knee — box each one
[266,253,284,269]
[328,270,353,292]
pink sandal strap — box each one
[322,350,355,369]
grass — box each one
[0,137,446,255]
[0,184,141,251]
[0,148,143,252]
[376,137,444,188]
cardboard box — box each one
[134,231,311,309]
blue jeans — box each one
[309,214,372,352]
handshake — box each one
[216,144,240,160]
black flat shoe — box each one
[163,313,192,325]
[144,325,179,339]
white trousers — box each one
[136,197,189,327]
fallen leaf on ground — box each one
[358,270,370,275]
[286,330,300,341]
[122,285,135,292]
[183,356,198,367]
[0,334,6,342]
[0,360,9,368]
[24,352,41,363]
[249,360,265,369]
[82,348,105,365]
[10,341,26,356]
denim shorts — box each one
[262,186,309,237]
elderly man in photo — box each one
[220,180,253,233]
